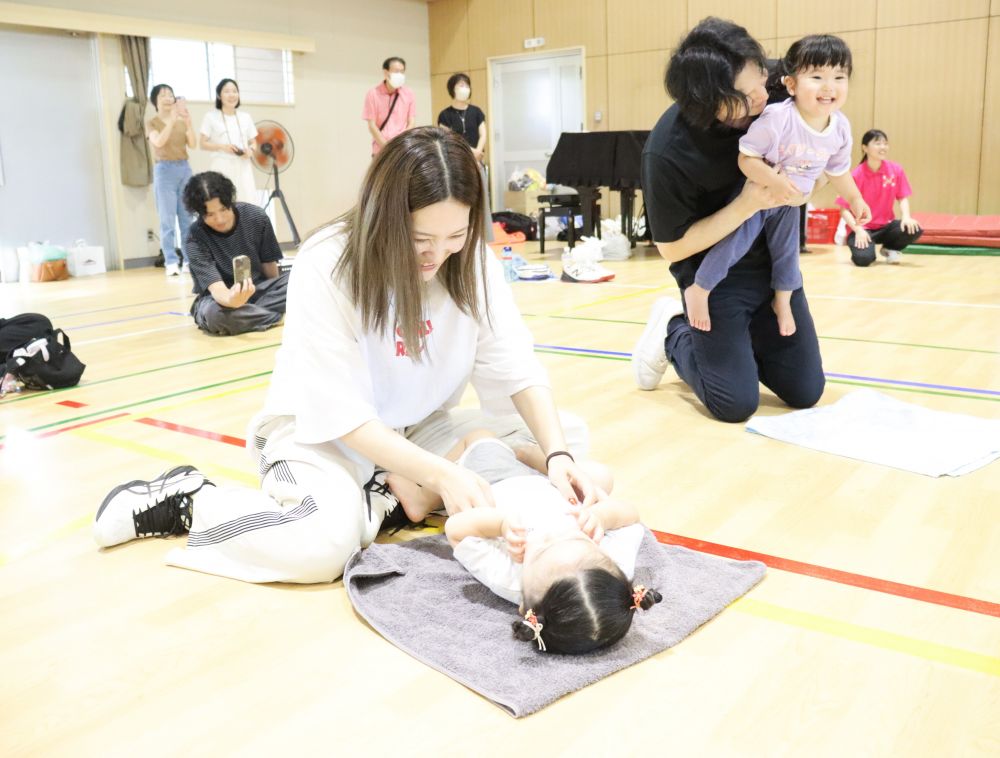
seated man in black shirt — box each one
[182,172,288,336]
[634,17,825,422]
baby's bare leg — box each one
[684,283,712,331]
[771,289,797,337]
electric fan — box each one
[252,120,301,246]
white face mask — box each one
[388,72,405,88]
[454,86,471,101]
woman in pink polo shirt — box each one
[837,129,922,266]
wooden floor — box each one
[2,244,998,756]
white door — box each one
[0,28,111,263]
[490,50,583,209]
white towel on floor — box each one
[746,389,1000,477]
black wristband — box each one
[545,450,574,470]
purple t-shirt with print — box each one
[739,98,853,194]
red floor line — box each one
[653,530,1000,619]
[0,412,132,451]
[56,400,87,408]
[134,417,246,448]
[126,415,1000,619]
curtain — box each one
[119,35,153,186]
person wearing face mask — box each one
[362,56,417,156]
[633,17,826,423]
[437,73,486,162]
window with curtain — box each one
[132,38,294,104]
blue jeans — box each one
[667,264,825,423]
[153,160,194,266]
[695,205,802,292]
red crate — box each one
[806,208,841,244]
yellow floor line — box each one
[552,283,671,314]
[736,598,1000,677]
[0,429,258,566]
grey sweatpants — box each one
[191,272,288,336]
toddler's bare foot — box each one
[772,296,797,337]
[684,284,712,331]
[385,473,439,523]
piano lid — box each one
[545,130,650,190]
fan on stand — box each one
[252,120,301,247]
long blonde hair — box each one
[335,127,487,357]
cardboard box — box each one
[503,189,542,216]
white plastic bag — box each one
[67,239,106,277]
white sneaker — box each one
[94,465,208,548]
[164,263,180,276]
[881,248,901,264]
[361,469,406,544]
[181,261,191,273]
[632,297,682,390]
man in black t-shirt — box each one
[634,18,825,422]
[182,172,288,336]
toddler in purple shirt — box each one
[685,35,871,336]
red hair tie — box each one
[630,585,648,611]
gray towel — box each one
[344,529,765,717]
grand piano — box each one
[545,130,649,246]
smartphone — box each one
[232,255,251,284]
[232,146,245,156]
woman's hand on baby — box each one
[546,455,598,508]
[501,517,527,563]
[436,464,495,515]
[575,507,605,543]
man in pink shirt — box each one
[362,56,417,156]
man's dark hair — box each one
[446,72,471,98]
[183,171,237,216]
[214,78,241,110]
[783,34,853,77]
[665,17,767,130]
[382,56,406,70]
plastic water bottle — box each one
[501,246,517,283]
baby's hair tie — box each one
[522,609,546,651]
[631,585,648,611]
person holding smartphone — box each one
[198,79,260,206]
[147,83,197,277]
[181,171,288,335]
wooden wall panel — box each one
[533,0,607,56]
[585,55,609,131]
[607,50,671,131]
[874,19,988,214]
[687,0,776,41]
[430,73,451,124]
[980,17,1000,212]
[467,0,534,66]
[994,0,1000,15]
[607,0,687,54]
[429,0,469,75]
[877,0,990,28]
[775,0,875,36]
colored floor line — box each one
[536,343,999,399]
[809,294,1000,310]
[0,412,131,450]
[56,400,87,408]
[552,284,670,314]
[734,598,1000,677]
[523,313,1000,356]
[75,322,195,347]
[0,372,271,441]
[0,343,280,407]
[135,417,246,448]
[652,530,1000,618]
[70,311,184,331]
[51,297,191,320]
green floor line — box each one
[524,313,999,355]
[905,244,1000,257]
[0,343,281,406]
[0,370,273,441]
